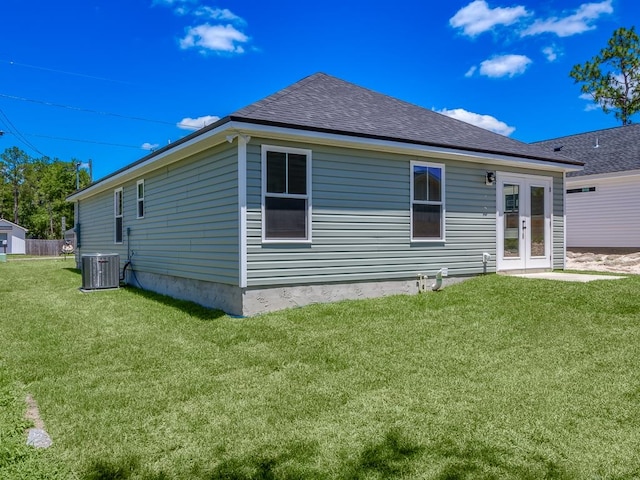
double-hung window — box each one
[411,161,445,241]
[262,145,311,242]
[114,188,124,244]
[136,180,145,219]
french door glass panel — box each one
[530,186,545,258]
[503,184,520,258]
[497,174,552,270]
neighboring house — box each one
[67,73,581,315]
[533,124,640,250]
[0,219,27,254]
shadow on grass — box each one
[81,430,423,480]
[124,286,227,321]
[431,438,575,480]
[83,456,169,480]
[64,266,226,320]
[81,431,586,480]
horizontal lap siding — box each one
[78,191,124,257]
[553,175,565,269]
[566,175,640,248]
[78,143,239,284]
[246,141,503,287]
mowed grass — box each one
[1,260,640,479]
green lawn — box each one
[1,260,639,479]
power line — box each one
[0,92,178,127]
[2,130,149,151]
[0,108,45,156]
[2,59,136,86]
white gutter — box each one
[232,122,583,173]
[68,119,582,202]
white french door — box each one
[497,173,552,271]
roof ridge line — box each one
[531,123,639,144]
[237,72,329,116]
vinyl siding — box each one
[77,142,239,284]
[553,175,565,269]
[566,174,640,248]
[246,139,565,287]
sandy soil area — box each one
[566,251,640,274]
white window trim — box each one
[261,144,312,243]
[114,187,123,244]
[410,161,446,242]
[136,179,145,219]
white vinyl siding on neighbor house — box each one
[566,173,640,248]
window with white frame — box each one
[411,162,445,240]
[262,145,311,241]
[114,188,123,244]
[136,180,145,219]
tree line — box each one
[0,146,91,239]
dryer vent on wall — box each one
[81,254,120,290]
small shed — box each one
[0,219,28,254]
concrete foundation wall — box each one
[242,276,471,316]
[125,268,471,316]
[126,269,243,316]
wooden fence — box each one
[26,239,66,256]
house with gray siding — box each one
[67,73,582,315]
[533,124,640,250]
[0,219,27,254]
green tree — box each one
[0,147,90,237]
[21,157,89,238]
[0,147,30,224]
[570,26,640,125]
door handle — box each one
[522,219,526,239]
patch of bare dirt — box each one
[566,251,640,274]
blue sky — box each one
[0,0,635,180]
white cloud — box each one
[450,0,529,37]
[194,6,244,23]
[465,65,477,77]
[579,93,602,111]
[142,142,160,151]
[542,46,558,62]
[180,23,248,54]
[479,54,532,78]
[522,0,613,37]
[152,0,195,6]
[437,108,515,136]
[177,115,220,130]
[154,1,251,54]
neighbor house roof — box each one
[532,124,640,177]
[69,73,582,201]
[0,218,28,231]
[231,73,580,165]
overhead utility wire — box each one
[0,93,178,127]
[2,130,148,151]
[3,60,135,85]
[0,108,45,156]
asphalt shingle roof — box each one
[532,124,640,177]
[230,72,580,166]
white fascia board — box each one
[68,122,237,201]
[68,119,581,203]
[232,122,582,173]
[566,168,640,184]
